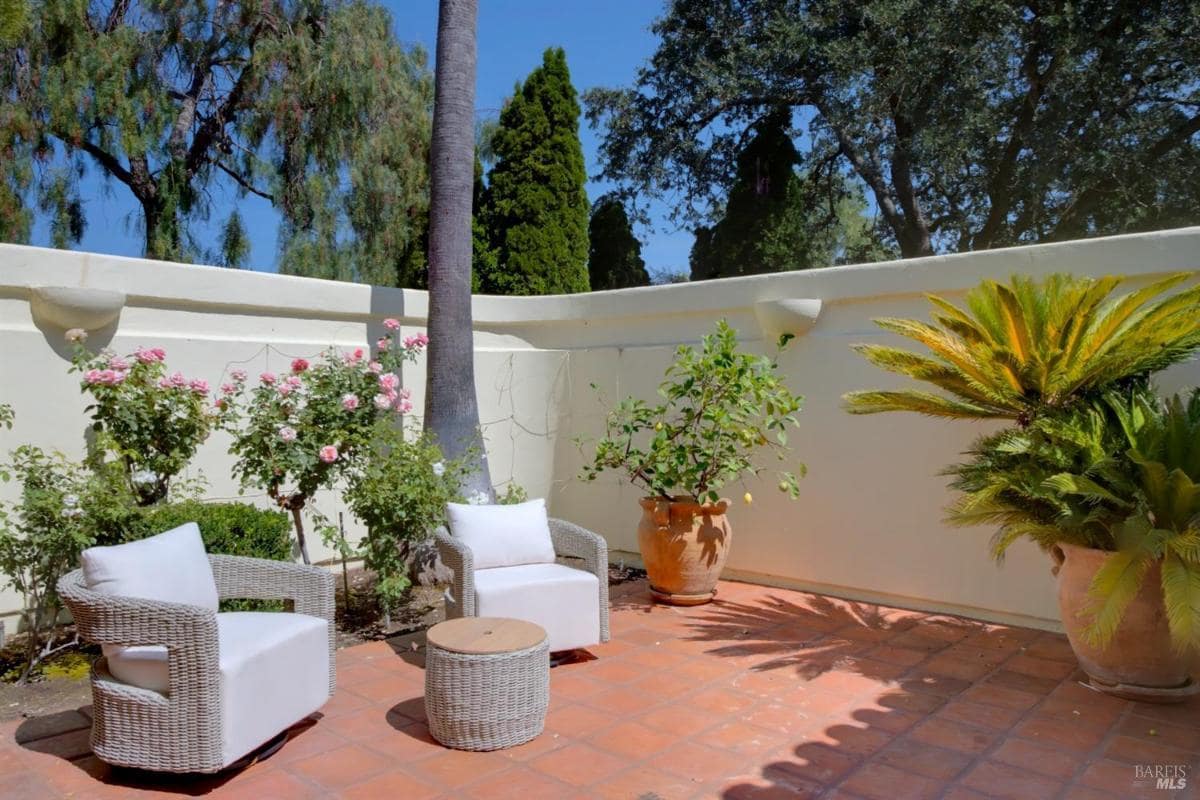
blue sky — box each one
[32,0,693,279]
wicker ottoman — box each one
[424,616,549,751]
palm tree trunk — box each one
[425,0,492,498]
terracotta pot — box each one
[1053,542,1196,702]
[637,496,731,605]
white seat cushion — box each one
[105,612,330,766]
[468,563,600,652]
[446,499,556,570]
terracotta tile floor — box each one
[3,578,1198,799]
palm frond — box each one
[1160,549,1200,651]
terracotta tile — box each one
[347,673,422,704]
[1062,786,1125,800]
[586,720,677,759]
[638,702,721,735]
[920,653,998,682]
[0,770,59,800]
[362,721,443,762]
[799,722,893,757]
[908,717,998,755]
[649,740,746,783]
[840,762,945,800]
[218,768,325,800]
[864,644,929,667]
[985,668,1060,696]
[288,742,391,790]
[989,735,1079,779]
[1103,734,1197,767]
[935,698,1026,731]
[1003,653,1077,681]
[590,765,699,799]
[578,685,657,716]
[18,726,91,760]
[545,702,615,736]
[687,686,758,715]
[1126,695,1200,726]
[626,670,696,699]
[406,747,510,789]
[12,709,91,744]
[340,768,441,799]
[324,703,412,742]
[1024,634,1078,662]
[895,670,972,698]
[765,741,859,785]
[745,702,819,735]
[493,729,570,763]
[958,682,1043,711]
[958,759,1064,799]
[274,724,347,766]
[718,774,826,798]
[1014,713,1109,754]
[847,703,924,735]
[319,688,374,718]
[873,736,973,781]
[460,765,579,800]
[581,656,649,685]
[530,742,628,787]
[703,720,786,755]
[1115,715,1200,752]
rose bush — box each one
[225,321,427,563]
[70,333,223,505]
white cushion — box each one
[446,499,556,570]
[82,522,218,611]
[105,612,331,766]
[82,522,221,674]
[465,563,600,652]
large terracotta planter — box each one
[1052,542,1196,702]
[637,497,731,605]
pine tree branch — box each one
[210,159,275,202]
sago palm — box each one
[1046,391,1200,651]
[844,273,1200,424]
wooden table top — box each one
[425,617,547,655]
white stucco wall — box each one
[2,227,1198,631]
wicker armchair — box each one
[436,518,610,652]
[58,554,335,773]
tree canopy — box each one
[478,47,589,295]
[586,0,1200,258]
[1,0,431,279]
[587,194,649,290]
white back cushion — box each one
[446,498,556,570]
[81,522,219,611]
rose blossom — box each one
[220,383,237,395]
[278,426,297,442]
[291,358,309,373]
[373,393,392,410]
[383,318,401,331]
[230,369,248,382]
[84,369,104,384]
[277,382,295,397]
[318,445,338,464]
[375,337,389,352]
[403,332,429,349]
[260,371,277,385]
[167,371,188,388]
[378,373,400,392]
[394,396,413,413]
[134,346,166,363]
[341,393,359,411]
[189,378,209,395]
[65,328,88,343]
[367,361,382,374]
[108,356,130,371]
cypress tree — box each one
[588,194,649,290]
[689,109,841,281]
[478,48,589,295]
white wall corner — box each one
[753,298,823,340]
[30,286,127,332]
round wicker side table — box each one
[424,616,549,751]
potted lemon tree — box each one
[580,320,805,605]
[844,273,1200,700]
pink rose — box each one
[279,426,297,442]
[367,361,382,374]
[376,337,390,352]
[168,372,188,388]
[260,372,277,385]
[220,383,237,395]
[403,332,429,349]
[231,369,248,382]
[341,393,359,411]
[65,328,88,343]
[395,397,413,414]
[84,369,104,384]
[383,318,401,331]
[373,393,392,410]
[319,445,338,464]
[189,378,209,395]
[108,356,130,371]
[134,346,165,363]
[277,382,294,397]
[291,358,309,373]
[378,373,400,392]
